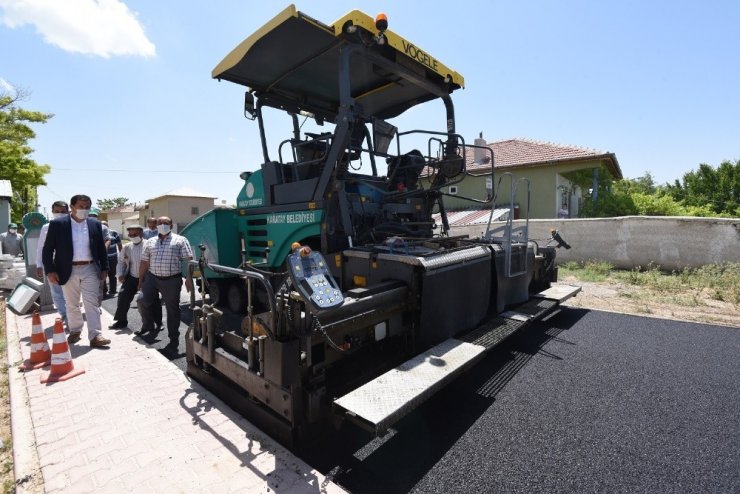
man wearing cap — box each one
[109,224,161,330]
[42,194,111,348]
[0,222,23,257]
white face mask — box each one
[75,209,90,220]
[53,212,67,219]
[157,224,171,235]
[8,229,16,234]
[131,236,143,245]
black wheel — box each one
[209,279,224,306]
[227,281,247,314]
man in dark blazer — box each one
[43,194,111,347]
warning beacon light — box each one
[375,13,388,32]
[374,13,388,45]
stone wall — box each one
[451,216,740,270]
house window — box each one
[191,207,199,216]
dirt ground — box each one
[560,276,740,329]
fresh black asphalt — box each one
[102,293,740,493]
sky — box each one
[1,0,738,216]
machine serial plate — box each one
[333,339,486,432]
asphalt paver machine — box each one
[183,5,579,447]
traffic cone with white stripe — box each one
[19,311,51,371]
[40,318,85,383]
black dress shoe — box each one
[159,342,178,358]
[108,321,128,329]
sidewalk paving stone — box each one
[6,306,346,493]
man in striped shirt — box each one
[108,224,161,330]
[137,216,193,352]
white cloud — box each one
[0,0,155,58]
[0,77,14,92]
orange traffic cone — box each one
[40,318,85,383]
[19,311,51,371]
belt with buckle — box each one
[152,273,181,280]
[72,260,94,266]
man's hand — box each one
[100,270,108,281]
[118,276,125,283]
[47,272,59,285]
[36,267,43,279]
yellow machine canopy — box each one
[212,5,464,121]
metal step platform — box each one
[333,284,581,433]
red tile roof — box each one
[422,138,622,179]
[467,138,622,179]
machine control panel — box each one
[287,248,344,310]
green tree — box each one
[623,171,657,195]
[0,84,52,219]
[96,197,130,211]
[665,160,739,216]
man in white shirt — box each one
[42,194,111,348]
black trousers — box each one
[105,256,118,294]
[114,274,161,325]
[138,273,182,340]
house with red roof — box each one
[422,136,622,219]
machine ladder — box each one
[484,173,531,277]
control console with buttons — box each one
[287,249,344,311]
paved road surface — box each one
[104,292,740,493]
[100,287,192,371]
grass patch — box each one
[561,261,740,308]
[559,260,614,282]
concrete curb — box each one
[5,307,44,493]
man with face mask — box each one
[36,201,70,325]
[0,222,23,257]
[42,194,111,348]
[137,216,193,354]
[108,224,161,330]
